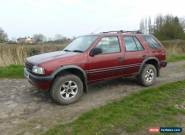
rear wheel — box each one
[137,64,157,86]
[50,74,84,105]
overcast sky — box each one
[0,0,184,39]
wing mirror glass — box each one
[90,48,102,56]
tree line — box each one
[140,15,185,40]
[0,28,8,43]
[0,29,71,44]
[1,14,185,43]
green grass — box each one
[0,65,24,78]
[44,80,185,135]
[167,54,185,62]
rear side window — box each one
[124,36,144,51]
[143,35,161,49]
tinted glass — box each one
[144,35,161,49]
[133,37,144,50]
[124,36,138,51]
[96,37,120,54]
[124,36,144,51]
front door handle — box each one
[117,57,124,63]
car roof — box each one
[84,30,148,37]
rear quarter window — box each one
[143,35,161,49]
[123,36,144,51]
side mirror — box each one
[90,48,102,56]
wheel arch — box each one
[51,65,88,92]
[139,57,160,77]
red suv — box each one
[24,31,167,104]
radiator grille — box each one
[25,62,33,72]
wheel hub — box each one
[60,80,78,100]
[145,68,154,83]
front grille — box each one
[25,62,33,72]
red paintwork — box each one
[28,79,52,90]
[25,33,167,90]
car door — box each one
[86,36,124,82]
[122,35,148,76]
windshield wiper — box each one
[72,50,83,53]
[64,49,71,52]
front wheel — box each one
[137,64,157,86]
[50,74,84,105]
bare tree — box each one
[139,19,145,33]
[32,34,46,43]
[0,27,8,43]
[154,15,163,30]
[179,17,185,30]
[54,34,65,41]
[140,17,152,34]
[148,17,153,34]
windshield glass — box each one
[63,36,97,52]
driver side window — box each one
[96,37,120,54]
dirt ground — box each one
[0,61,185,135]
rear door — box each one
[87,36,125,82]
[121,35,148,76]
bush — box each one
[28,48,41,56]
[154,15,185,40]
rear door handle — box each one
[142,55,147,58]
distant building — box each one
[17,37,34,44]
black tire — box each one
[137,64,157,86]
[50,74,84,105]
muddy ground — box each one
[0,61,185,135]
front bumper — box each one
[24,68,53,90]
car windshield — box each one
[63,35,97,53]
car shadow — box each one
[88,77,138,91]
[27,77,139,105]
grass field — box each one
[0,65,24,78]
[43,80,185,135]
[167,54,185,62]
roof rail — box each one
[102,30,123,33]
[101,30,142,34]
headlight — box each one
[32,66,45,75]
